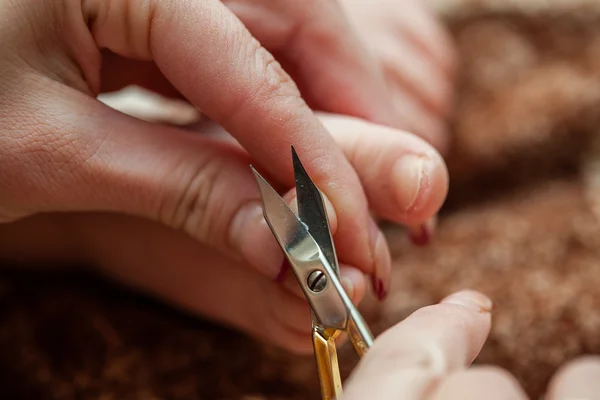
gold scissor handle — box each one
[312,325,343,400]
[346,309,374,357]
[312,310,374,400]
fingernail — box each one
[392,154,432,213]
[342,277,355,301]
[371,276,387,301]
[442,290,494,313]
[368,218,392,301]
[408,217,437,246]
[229,200,284,279]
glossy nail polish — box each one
[409,224,431,246]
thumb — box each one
[0,85,286,279]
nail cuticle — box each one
[442,292,494,313]
[393,154,433,214]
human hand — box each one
[0,0,446,301]
[343,289,600,399]
[341,289,511,399]
[341,0,457,152]
[0,112,448,353]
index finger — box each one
[343,290,493,400]
[83,0,381,275]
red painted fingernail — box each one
[275,259,291,283]
[409,225,430,246]
[371,275,387,301]
[377,279,387,301]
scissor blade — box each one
[251,166,349,330]
[291,147,339,277]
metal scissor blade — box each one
[291,147,339,277]
[251,166,349,330]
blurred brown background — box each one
[4,0,600,398]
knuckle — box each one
[163,154,227,244]
[220,37,303,126]
[87,0,156,59]
[249,40,299,102]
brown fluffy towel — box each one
[3,1,600,398]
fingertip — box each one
[229,200,285,280]
[320,114,448,227]
[431,366,528,400]
[441,290,494,314]
[392,147,448,225]
[547,355,600,399]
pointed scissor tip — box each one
[249,165,269,192]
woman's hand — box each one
[344,290,600,399]
[0,0,448,299]
[0,112,448,353]
[342,290,514,399]
[341,0,457,152]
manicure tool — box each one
[251,147,375,400]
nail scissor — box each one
[251,147,375,400]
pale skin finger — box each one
[429,366,528,400]
[385,0,457,78]
[379,37,453,119]
[546,356,600,400]
[73,0,386,287]
[339,0,457,153]
[222,0,398,127]
[342,290,493,400]
[184,114,448,297]
[187,114,448,227]
[0,94,293,279]
[318,113,448,226]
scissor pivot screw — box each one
[307,270,327,292]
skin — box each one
[0,113,448,353]
[340,0,457,153]
[0,0,453,294]
[345,290,600,400]
[0,0,452,352]
[1,1,597,395]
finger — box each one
[390,83,450,154]
[75,213,316,354]
[1,89,291,279]
[343,290,493,400]
[82,0,384,285]
[390,0,458,78]
[185,114,443,295]
[318,113,449,226]
[188,115,447,237]
[429,366,528,400]
[546,356,600,399]
[379,36,453,119]
[224,0,398,128]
